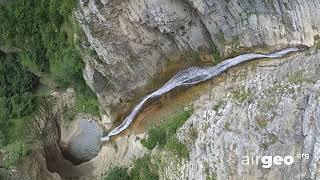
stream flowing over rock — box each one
[75,0,320,124]
[159,52,320,179]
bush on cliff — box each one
[141,109,192,158]
[104,167,130,180]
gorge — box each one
[1,0,320,180]
[101,47,303,142]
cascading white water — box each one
[101,47,303,142]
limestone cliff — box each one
[154,51,320,179]
[75,0,320,124]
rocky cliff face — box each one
[152,51,320,179]
[75,0,320,124]
[71,0,320,179]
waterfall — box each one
[101,47,303,142]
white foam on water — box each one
[101,47,302,142]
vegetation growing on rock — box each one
[103,109,193,180]
[104,167,130,180]
[141,109,192,158]
[0,53,38,146]
[0,0,99,168]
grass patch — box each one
[204,161,217,180]
[213,100,224,111]
[207,175,217,180]
[260,134,278,151]
[104,167,130,180]
[260,143,269,150]
[74,85,100,116]
[231,89,252,103]
[185,50,202,62]
[189,127,198,141]
[165,137,189,159]
[104,156,159,180]
[0,0,102,168]
[315,35,320,50]
[4,142,31,167]
[209,42,221,64]
[141,109,193,158]
[62,84,100,122]
[224,122,232,132]
[0,53,39,146]
[288,70,313,84]
[130,155,159,180]
[231,35,240,49]
[216,32,225,44]
[268,133,278,145]
[62,105,77,123]
[256,119,268,129]
[141,127,167,150]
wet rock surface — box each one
[155,52,320,179]
[75,0,320,124]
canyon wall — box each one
[157,51,320,179]
[75,0,320,124]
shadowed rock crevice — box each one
[75,0,320,125]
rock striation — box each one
[156,51,320,179]
[75,0,320,124]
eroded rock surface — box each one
[75,0,320,123]
[155,52,320,179]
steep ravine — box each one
[100,47,302,142]
[43,49,320,180]
[4,0,320,179]
[75,0,320,126]
[161,50,320,180]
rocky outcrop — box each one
[153,51,320,179]
[75,0,320,124]
[0,152,61,180]
[55,133,147,179]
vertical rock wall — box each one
[75,0,320,124]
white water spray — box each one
[101,47,303,142]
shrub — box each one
[4,142,30,167]
[0,0,83,88]
[141,109,193,158]
[141,127,166,150]
[20,47,49,73]
[257,119,268,129]
[104,167,130,180]
[0,53,38,145]
[231,89,252,103]
[74,83,100,116]
[166,137,189,159]
[209,42,221,64]
[130,155,159,180]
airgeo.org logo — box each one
[241,154,309,168]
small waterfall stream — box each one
[101,47,303,142]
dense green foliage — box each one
[104,156,159,180]
[0,0,100,166]
[104,167,130,180]
[63,85,100,123]
[4,142,31,167]
[103,110,193,180]
[210,42,221,64]
[130,155,159,180]
[0,53,38,145]
[0,0,83,87]
[0,0,99,122]
[165,137,189,159]
[141,109,192,158]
